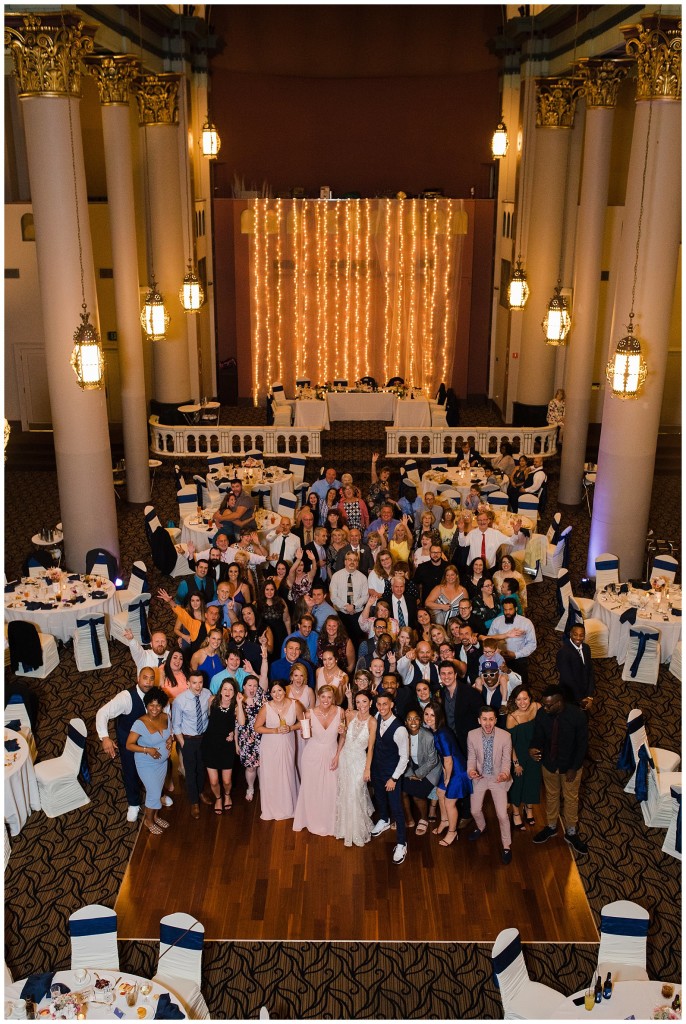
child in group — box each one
[478,639,505,677]
[464,484,482,512]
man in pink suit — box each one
[466,707,513,864]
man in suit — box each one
[303,525,330,585]
[397,640,441,693]
[388,573,418,629]
[175,558,216,605]
[467,706,513,864]
[413,543,447,602]
[370,693,410,865]
[556,625,595,709]
[334,527,375,575]
[294,508,317,550]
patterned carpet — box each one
[4,409,681,1019]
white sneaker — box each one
[126,805,140,822]
[392,843,407,864]
[371,819,390,837]
[161,795,173,807]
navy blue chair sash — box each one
[70,915,117,937]
[160,922,204,951]
[132,598,151,645]
[634,744,654,803]
[629,628,658,678]
[67,721,91,784]
[596,559,619,572]
[492,932,521,978]
[673,787,682,854]
[600,915,649,937]
[616,714,644,771]
[77,616,104,667]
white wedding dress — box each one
[334,716,375,847]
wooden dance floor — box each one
[115,771,598,943]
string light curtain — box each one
[247,198,466,403]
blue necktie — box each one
[397,600,406,627]
[195,694,203,734]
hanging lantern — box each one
[201,119,221,158]
[507,257,530,310]
[70,306,106,390]
[141,280,171,340]
[491,118,509,159]
[180,261,205,312]
[606,321,647,399]
[542,285,571,345]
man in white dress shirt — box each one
[266,517,301,564]
[123,629,169,681]
[388,574,418,629]
[370,694,410,864]
[330,551,369,646]
[487,598,537,684]
[454,510,524,569]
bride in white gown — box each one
[334,690,377,847]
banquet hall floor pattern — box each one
[3,437,681,1018]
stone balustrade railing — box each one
[384,425,559,459]
[149,417,322,458]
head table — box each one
[4,571,120,645]
[5,969,187,1019]
[5,727,40,837]
[592,584,682,664]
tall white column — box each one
[588,17,681,579]
[5,13,119,571]
[87,55,151,504]
[559,61,626,505]
[516,78,580,414]
[134,74,192,404]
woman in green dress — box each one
[506,684,542,830]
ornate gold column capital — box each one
[535,77,583,128]
[4,11,96,98]
[622,15,681,101]
[133,73,181,126]
[85,54,140,106]
[576,59,629,108]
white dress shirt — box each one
[329,568,369,613]
[266,529,301,563]
[487,613,537,658]
[397,655,433,687]
[390,594,410,627]
[128,638,167,676]
[457,526,521,568]
[225,545,266,566]
[95,685,146,740]
[522,467,547,495]
[377,715,410,779]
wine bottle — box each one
[594,976,602,1004]
[603,972,612,999]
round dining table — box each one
[208,465,294,511]
[4,572,120,645]
[421,466,489,504]
[5,969,187,1019]
[4,728,40,837]
[592,585,682,664]
[549,979,681,1019]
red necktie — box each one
[481,532,487,563]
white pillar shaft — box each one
[588,100,681,578]
[559,106,615,504]
[516,128,571,407]
[21,96,119,572]
[144,124,191,403]
[101,104,151,503]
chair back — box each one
[556,568,573,617]
[8,621,43,673]
[595,553,620,592]
[333,379,349,388]
[250,483,271,510]
[491,928,528,1009]
[74,616,109,670]
[625,626,661,680]
[488,490,508,508]
[559,526,573,568]
[430,457,448,472]
[126,561,148,599]
[206,456,224,474]
[289,456,307,486]
[157,912,204,986]
[359,375,377,388]
[246,449,264,462]
[437,487,460,508]
[63,718,88,773]
[404,459,420,485]
[85,548,118,580]
[651,554,678,583]
[386,376,404,386]
[277,492,298,519]
[174,464,186,489]
[69,905,119,971]
[294,482,309,509]
[546,512,562,544]
[127,595,151,645]
[296,378,311,388]
[177,485,198,522]
[518,493,539,518]
[623,710,650,771]
[271,382,287,402]
[597,900,649,973]
[145,505,162,534]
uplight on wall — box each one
[201,119,221,158]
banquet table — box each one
[4,572,120,644]
[592,586,682,664]
[549,980,681,1019]
[393,398,431,428]
[5,969,187,1019]
[4,728,40,837]
[326,390,397,421]
[210,466,294,510]
[421,466,489,504]
[293,398,330,429]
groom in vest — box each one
[370,694,410,864]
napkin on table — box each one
[20,972,69,1002]
[90,591,107,599]
[24,601,53,611]
[6,720,20,733]
[154,992,185,1019]
[5,739,19,752]
[4,582,17,593]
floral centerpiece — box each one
[652,576,666,591]
[651,1006,681,1020]
[46,567,63,582]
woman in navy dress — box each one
[423,701,471,848]
[126,686,173,836]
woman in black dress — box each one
[203,679,237,813]
[258,578,290,656]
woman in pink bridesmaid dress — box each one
[292,686,344,836]
[254,680,304,820]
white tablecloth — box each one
[393,398,431,428]
[6,969,187,1019]
[592,589,682,663]
[550,980,680,1019]
[294,399,331,429]
[422,467,488,504]
[4,575,120,644]
[327,391,398,421]
[209,467,294,510]
[4,728,39,837]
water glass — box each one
[125,984,138,1008]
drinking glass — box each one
[125,984,138,1007]
[584,988,595,1011]
[74,969,88,985]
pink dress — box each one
[292,710,341,836]
[288,685,313,775]
[259,700,299,821]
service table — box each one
[549,980,681,1019]
[421,466,488,504]
[393,397,432,429]
[4,727,40,837]
[5,969,187,1019]
[31,530,64,550]
[592,585,682,664]
[4,572,120,645]
[177,403,201,425]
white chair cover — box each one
[296,378,311,388]
[404,460,421,486]
[174,465,187,488]
[206,456,224,474]
[153,912,209,1020]
[201,474,222,511]
[620,626,661,685]
[662,785,682,860]
[641,766,682,828]
[651,554,678,584]
[117,560,148,612]
[597,900,650,983]
[246,449,264,463]
[177,485,198,524]
[271,382,295,408]
[10,626,59,680]
[517,493,539,522]
[4,697,37,762]
[34,717,90,818]
[546,513,562,544]
[430,457,448,471]
[488,491,509,508]
[333,379,348,388]
[491,928,565,1019]
[554,569,596,631]
[276,491,298,519]
[69,904,119,971]
[541,526,572,579]
[73,615,111,672]
[669,640,682,681]
[91,557,112,581]
[272,402,292,426]
[110,594,151,647]
[622,709,680,794]
[595,553,620,593]
[437,488,460,507]
[289,457,307,486]
[145,506,192,578]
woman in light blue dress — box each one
[126,686,173,836]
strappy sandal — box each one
[144,822,163,835]
[214,798,223,816]
[224,794,233,810]
[439,830,458,847]
[153,817,169,829]
[525,805,536,826]
[433,819,449,836]
[415,819,429,836]
[512,811,526,831]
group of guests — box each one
[97,450,591,865]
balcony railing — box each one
[149,417,322,458]
[384,425,559,458]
